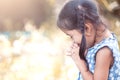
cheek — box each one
[85,36,95,48]
[73,36,82,45]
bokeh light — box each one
[0,0,120,80]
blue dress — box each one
[78,33,120,80]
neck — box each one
[94,25,111,45]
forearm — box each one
[75,59,94,80]
[69,43,94,80]
[80,69,93,80]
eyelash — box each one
[66,36,72,40]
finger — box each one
[65,48,73,56]
[73,43,79,47]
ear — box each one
[85,22,94,36]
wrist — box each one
[75,58,88,72]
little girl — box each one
[57,0,120,80]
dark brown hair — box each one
[57,0,102,61]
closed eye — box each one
[66,35,72,40]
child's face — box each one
[62,28,96,49]
[62,29,82,46]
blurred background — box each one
[0,0,120,80]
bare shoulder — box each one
[95,46,114,70]
[94,47,114,79]
[96,46,113,60]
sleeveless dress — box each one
[77,33,120,80]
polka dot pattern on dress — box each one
[77,33,120,80]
